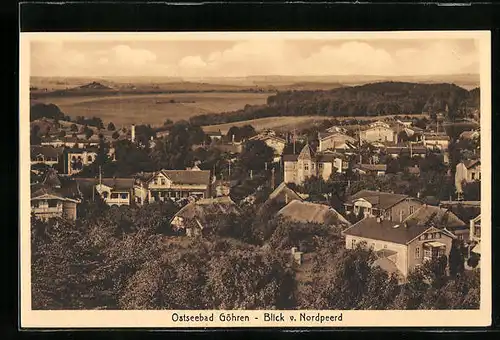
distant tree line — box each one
[189,82,480,126]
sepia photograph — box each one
[19,31,491,328]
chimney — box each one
[131,124,136,143]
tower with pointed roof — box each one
[296,144,315,185]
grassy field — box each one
[32,92,271,127]
[202,113,429,134]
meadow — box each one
[201,113,429,134]
[32,92,271,128]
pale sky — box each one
[30,38,480,78]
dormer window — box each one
[161,178,166,185]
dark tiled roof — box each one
[74,178,136,191]
[162,169,211,186]
[345,190,410,210]
[282,154,299,162]
[342,217,432,244]
[403,205,466,230]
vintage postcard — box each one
[20,31,491,328]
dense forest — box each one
[189,82,480,126]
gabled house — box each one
[276,200,350,229]
[359,121,398,144]
[342,217,456,279]
[455,159,481,195]
[317,132,356,152]
[283,144,349,185]
[344,190,423,222]
[30,169,81,221]
[31,145,64,167]
[170,196,240,237]
[139,169,212,202]
[264,182,304,207]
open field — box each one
[32,92,271,127]
[202,114,429,134]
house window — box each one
[471,172,476,180]
[304,163,309,171]
[351,239,356,248]
[137,197,142,204]
[415,246,420,258]
[319,163,324,169]
[111,193,119,199]
[87,155,93,162]
[32,201,39,208]
[48,200,58,208]
[409,206,415,214]
[161,178,166,185]
[121,193,128,200]
[384,244,388,249]
[102,192,109,199]
[457,234,463,240]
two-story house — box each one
[342,216,456,279]
[359,121,398,144]
[30,169,81,221]
[283,145,349,185]
[455,159,481,195]
[344,190,423,222]
[138,169,212,202]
